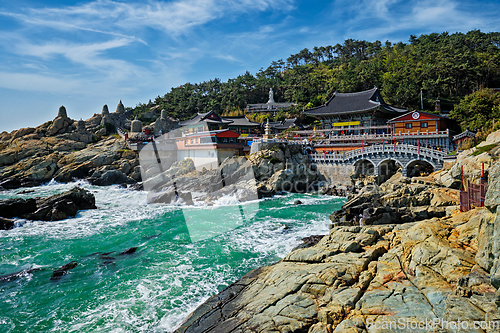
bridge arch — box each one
[353,159,376,177]
[377,159,403,183]
[406,159,436,177]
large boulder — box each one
[26,187,96,221]
[0,198,37,218]
[485,161,500,210]
[478,130,500,147]
[0,218,14,230]
[89,169,134,186]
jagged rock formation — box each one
[330,172,459,227]
[46,106,75,136]
[0,187,96,227]
[151,109,178,135]
[0,135,140,189]
[0,102,143,189]
[176,207,500,333]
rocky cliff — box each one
[0,106,142,190]
[174,132,500,333]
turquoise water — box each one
[0,181,345,332]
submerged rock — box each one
[0,267,41,282]
[119,247,138,255]
[50,261,78,280]
[0,217,14,230]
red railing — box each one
[460,164,488,212]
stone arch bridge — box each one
[309,144,445,178]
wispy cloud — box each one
[1,0,295,36]
[327,0,498,42]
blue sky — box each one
[0,0,498,132]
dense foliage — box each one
[131,30,500,126]
[450,89,500,131]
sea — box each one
[0,181,345,333]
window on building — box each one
[421,122,428,128]
[405,123,412,129]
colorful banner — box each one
[331,121,361,127]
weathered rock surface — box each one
[175,208,500,333]
[0,187,96,223]
[0,103,142,189]
[329,172,459,227]
[0,133,140,188]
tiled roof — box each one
[179,111,232,126]
[224,116,260,127]
[304,87,407,116]
[267,118,309,130]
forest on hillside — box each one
[132,30,500,129]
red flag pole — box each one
[460,165,464,191]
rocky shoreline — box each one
[3,107,500,332]
[173,132,500,333]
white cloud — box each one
[327,0,498,42]
[1,0,294,37]
[15,38,134,71]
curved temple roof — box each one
[304,87,407,116]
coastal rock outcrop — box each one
[0,131,140,189]
[0,187,96,224]
[176,207,499,333]
[329,172,459,227]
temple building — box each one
[453,128,477,147]
[179,111,233,133]
[267,118,309,134]
[176,129,244,170]
[303,87,407,134]
[386,110,455,149]
[223,116,261,135]
[179,111,261,136]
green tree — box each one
[450,89,500,130]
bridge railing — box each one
[309,144,446,163]
[310,130,450,143]
[252,138,304,145]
